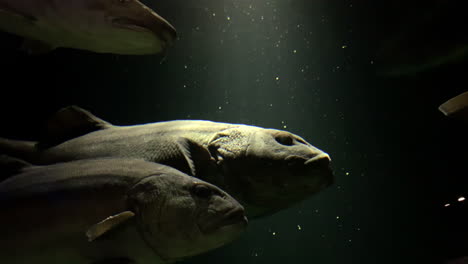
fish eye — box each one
[192,184,213,199]
[275,134,294,146]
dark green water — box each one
[1,1,467,263]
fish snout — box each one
[305,153,334,188]
[304,152,331,166]
[221,206,248,227]
[285,152,330,168]
[144,9,177,47]
[200,203,248,234]
[285,153,333,188]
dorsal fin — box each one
[37,105,113,149]
[0,155,32,181]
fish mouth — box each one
[110,16,177,46]
[220,207,248,227]
[201,207,248,234]
[285,153,331,168]
[285,153,334,186]
[111,17,153,33]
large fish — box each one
[0,106,334,217]
[0,156,247,264]
[0,0,177,54]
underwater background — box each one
[0,0,467,263]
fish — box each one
[0,0,177,55]
[0,105,334,217]
[439,91,468,122]
[0,156,247,264]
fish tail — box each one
[0,137,38,163]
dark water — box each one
[1,1,467,263]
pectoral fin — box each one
[37,105,113,148]
[176,137,215,176]
[86,211,135,242]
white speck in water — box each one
[445,203,451,207]
[345,172,350,176]
[293,49,297,53]
[227,16,231,20]
[272,232,276,236]
[184,65,187,69]
[336,216,340,220]
[269,103,273,107]
[458,197,465,202]
[297,225,302,230]
[218,106,222,110]
[370,60,374,64]
[212,13,216,16]
[342,45,347,49]
[275,76,279,81]
[283,125,287,129]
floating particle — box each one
[272,232,276,236]
[269,103,273,107]
[212,13,216,16]
[336,216,340,220]
[458,197,465,202]
[283,125,287,129]
[253,253,258,257]
[218,106,222,110]
[342,45,347,49]
[297,225,302,230]
[370,60,374,64]
[293,49,297,53]
[183,84,186,88]
[345,172,350,176]
[227,16,231,21]
[444,203,451,207]
[184,65,187,69]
